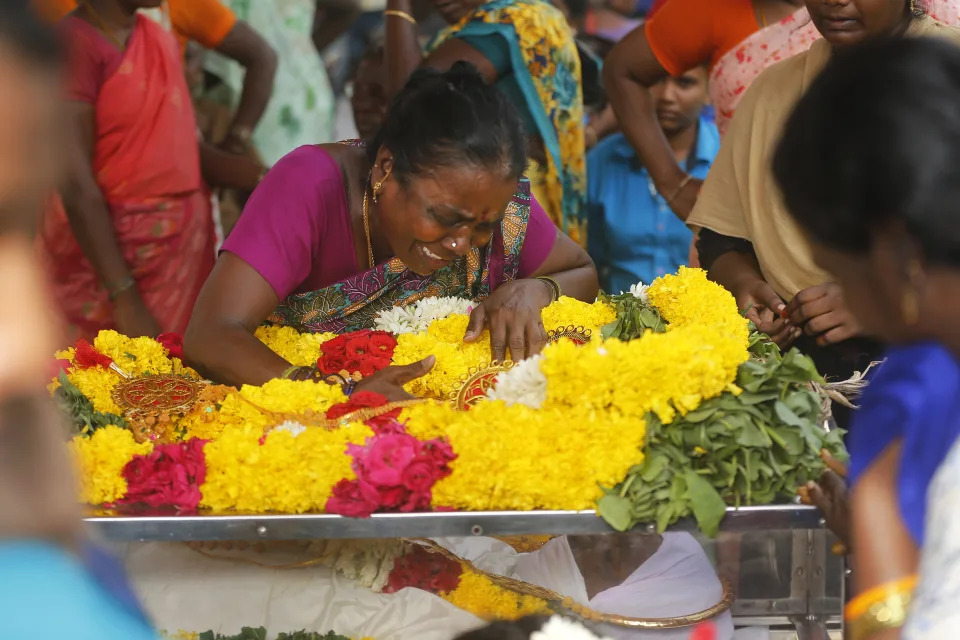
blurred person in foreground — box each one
[0,6,158,638]
[39,0,223,341]
[772,37,960,639]
[351,42,388,143]
[587,66,716,293]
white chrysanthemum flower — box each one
[531,616,614,640]
[329,540,406,592]
[273,421,307,437]
[374,296,475,334]
[486,355,547,409]
[627,282,649,304]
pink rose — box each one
[401,460,436,493]
[365,434,417,486]
[326,479,378,518]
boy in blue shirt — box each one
[587,66,719,293]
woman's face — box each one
[805,0,910,48]
[430,0,484,24]
[373,152,518,276]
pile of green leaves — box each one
[597,332,847,536]
[53,370,127,435]
[599,290,665,340]
[197,629,350,640]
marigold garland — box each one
[402,401,645,511]
[200,423,372,513]
[255,325,337,367]
[70,425,153,505]
[440,568,551,620]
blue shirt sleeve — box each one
[848,342,960,544]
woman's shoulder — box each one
[858,343,960,416]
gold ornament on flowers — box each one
[450,361,515,410]
[546,325,592,345]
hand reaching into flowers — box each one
[798,449,850,551]
[352,356,436,402]
[463,279,553,362]
[785,282,861,346]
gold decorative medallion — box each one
[547,325,592,345]
[450,361,515,410]
[111,374,204,417]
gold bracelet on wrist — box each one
[384,9,417,24]
[666,173,694,204]
[844,576,917,640]
[536,276,561,302]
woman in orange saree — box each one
[39,0,215,341]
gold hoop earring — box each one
[901,260,923,326]
[909,0,923,16]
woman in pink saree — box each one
[39,0,215,341]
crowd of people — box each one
[4,0,960,638]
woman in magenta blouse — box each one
[185,63,599,389]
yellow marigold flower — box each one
[66,367,122,415]
[70,426,152,505]
[392,315,493,399]
[255,325,336,367]
[540,296,616,334]
[216,379,347,432]
[404,401,645,511]
[647,266,749,337]
[200,423,371,512]
[441,568,551,620]
[93,330,175,375]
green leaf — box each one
[774,401,806,427]
[598,494,635,532]
[684,470,727,536]
[735,419,771,447]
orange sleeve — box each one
[168,0,238,50]
[31,0,78,23]
[645,0,756,75]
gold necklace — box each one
[80,0,126,49]
[361,184,375,269]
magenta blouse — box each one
[222,145,558,301]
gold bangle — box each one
[666,173,694,204]
[384,9,417,24]
[844,576,917,640]
[536,276,561,302]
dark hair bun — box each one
[369,62,527,184]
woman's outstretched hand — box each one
[352,356,436,402]
[463,279,552,362]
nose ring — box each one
[451,240,458,248]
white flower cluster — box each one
[531,616,614,640]
[373,296,475,335]
[627,282,649,304]
[321,540,407,592]
[273,421,307,437]
[485,355,547,409]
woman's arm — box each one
[312,0,362,54]
[383,0,499,97]
[60,102,159,337]
[199,141,264,192]
[604,27,700,217]
[214,21,278,152]
[183,252,290,387]
[849,440,918,640]
[531,228,599,302]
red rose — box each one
[344,335,372,358]
[325,391,390,421]
[117,439,207,511]
[319,353,348,375]
[369,332,397,356]
[156,333,185,360]
[366,356,392,374]
[401,460,436,493]
[377,485,408,509]
[326,479,378,518]
[73,338,113,369]
[320,334,349,357]
[343,358,366,377]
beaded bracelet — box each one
[536,276,561,302]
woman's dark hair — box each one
[454,616,551,640]
[1,3,62,70]
[369,62,527,186]
[772,37,960,266]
